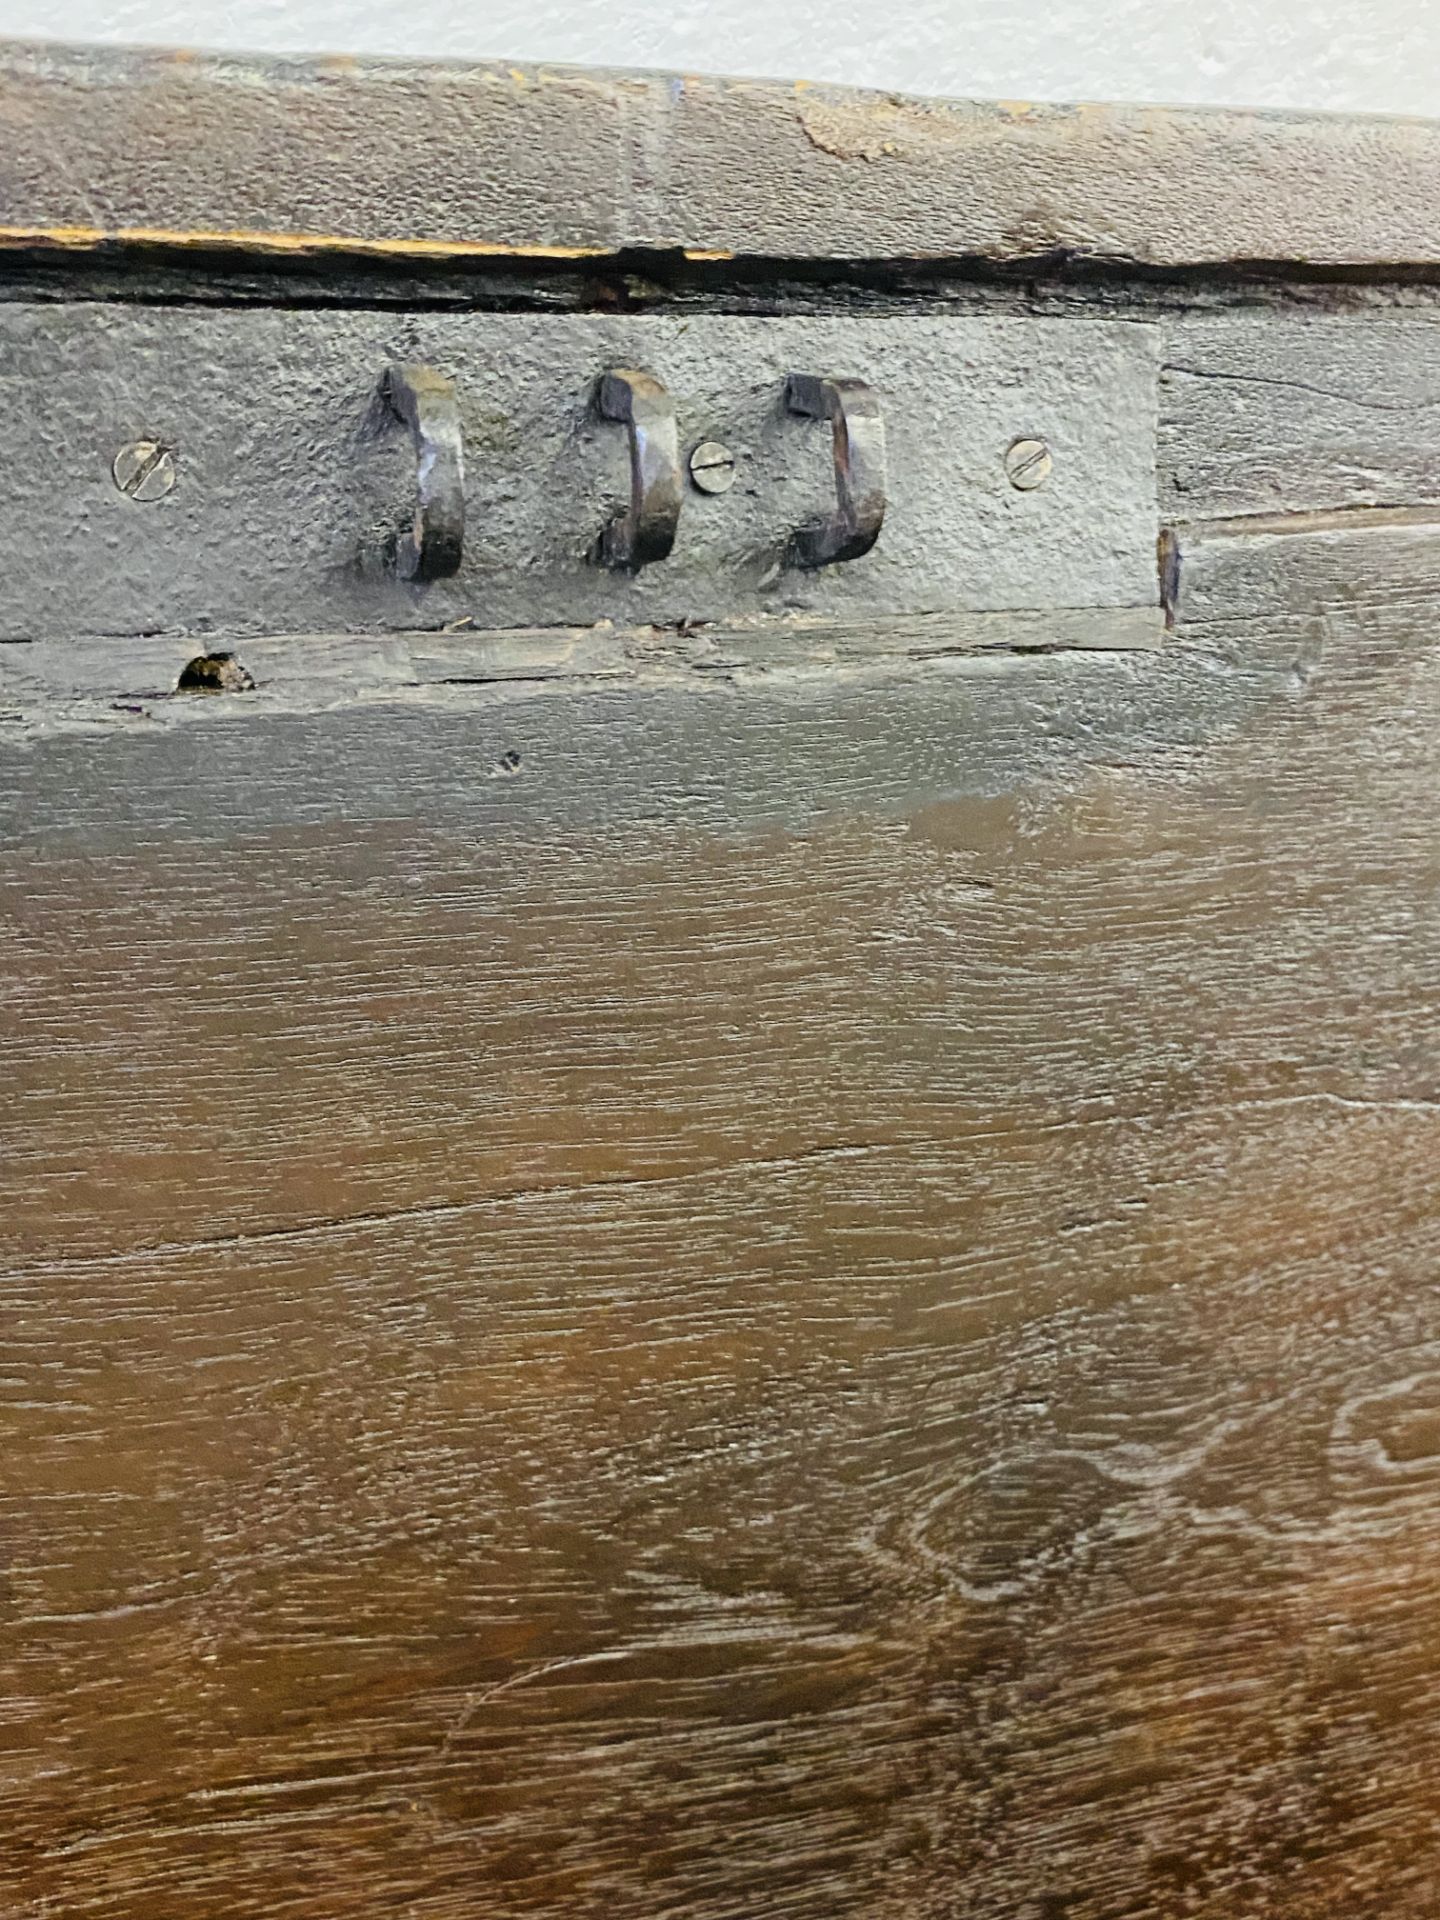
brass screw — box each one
[1004,437,1053,491]
[112,441,176,501]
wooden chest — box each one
[4,40,1440,1919]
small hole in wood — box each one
[176,652,256,694]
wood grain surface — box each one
[5,592,1440,1918]
[7,47,1440,1912]
[6,38,1440,272]
[1162,315,1440,519]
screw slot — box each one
[1004,437,1053,492]
[113,441,176,502]
[688,440,737,495]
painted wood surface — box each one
[6,37,1440,1920]
[1162,315,1440,519]
[5,589,1440,1917]
[1166,517,1440,625]
[5,38,1440,271]
[13,302,1440,644]
[0,307,1162,641]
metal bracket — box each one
[382,362,465,583]
[0,310,1161,638]
[785,373,887,568]
[595,369,683,570]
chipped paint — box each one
[0,41,1438,270]
[0,223,611,260]
[0,222,727,265]
[797,100,905,163]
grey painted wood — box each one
[1166,517,1440,627]
[1163,316,1440,519]
[0,605,1164,738]
[0,306,1161,641]
[5,38,1440,271]
[0,615,1325,1264]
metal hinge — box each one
[0,307,1161,642]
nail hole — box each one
[176,652,256,694]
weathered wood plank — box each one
[7,39,1440,1916]
[0,604,1165,738]
[2,632,1291,1267]
[1166,516,1440,626]
[5,38,1440,271]
[1162,315,1440,519]
[4,604,1440,1918]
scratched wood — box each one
[7,38,1440,271]
[5,593,1440,1919]
[1162,315,1440,519]
[1166,518,1440,625]
[1,626,1287,1265]
[0,604,1164,737]
[7,29,1440,1919]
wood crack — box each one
[1164,359,1440,413]
[1,1140,896,1278]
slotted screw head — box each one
[112,441,176,501]
[688,440,737,494]
[1004,437,1053,491]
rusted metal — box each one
[381,361,464,583]
[784,372,887,567]
[0,310,1161,638]
[595,368,683,570]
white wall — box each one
[0,0,1430,118]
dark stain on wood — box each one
[176,651,256,693]
[4,604,1440,1917]
[5,36,1440,1920]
